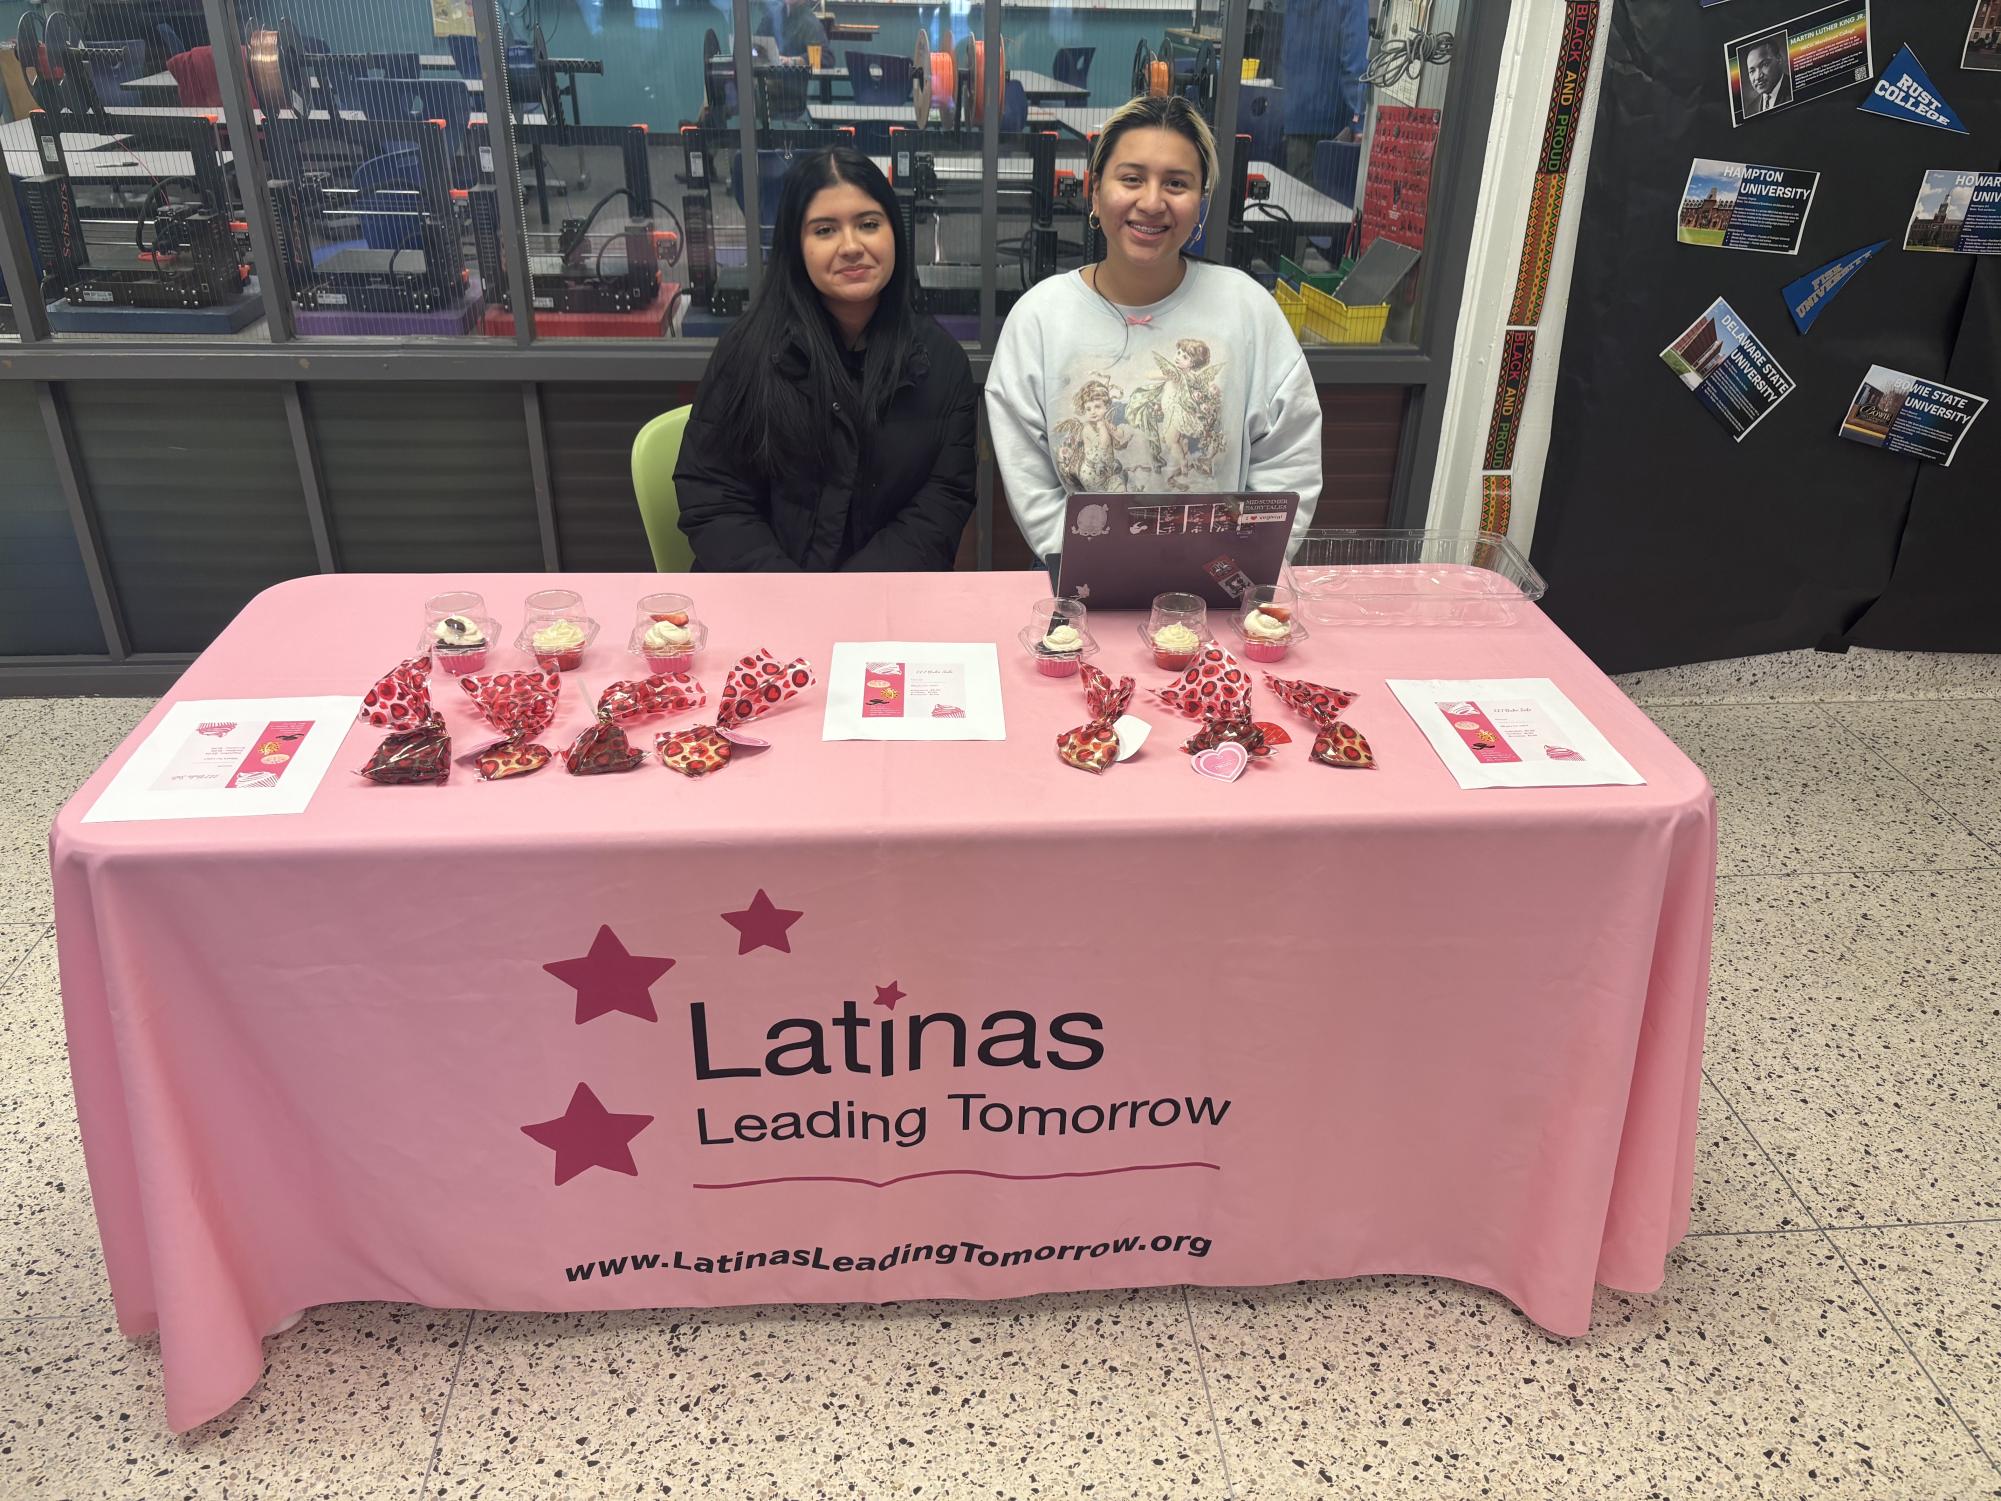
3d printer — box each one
[264,115,469,314]
[470,123,682,318]
[19,109,247,313]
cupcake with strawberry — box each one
[1233,584,1304,664]
[632,591,707,674]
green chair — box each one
[631,404,697,572]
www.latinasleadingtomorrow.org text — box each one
[565,1232,1215,1283]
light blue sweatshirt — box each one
[985,260,1323,560]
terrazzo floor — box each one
[2,645,1999,1498]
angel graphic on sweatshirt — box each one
[1053,378,1135,492]
[1126,339,1226,484]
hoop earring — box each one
[1087,211,1101,229]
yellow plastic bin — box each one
[1274,280,1390,345]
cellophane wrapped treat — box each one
[1056,663,1136,774]
[357,658,451,783]
[1262,672,1376,769]
[1153,643,1287,758]
[657,650,815,777]
[460,670,562,780]
[566,673,707,775]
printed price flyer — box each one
[1387,679,1645,790]
[823,643,1006,741]
[83,697,359,823]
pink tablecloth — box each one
[51,571,1715,1431]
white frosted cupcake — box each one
[431,614,489,674]
[532,618,589,672]
[642,617,696,674]
[1240,606,1292,663]
[1035,623,1085,677]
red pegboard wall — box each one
[1360,106,1440,264]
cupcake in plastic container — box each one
[1232,583,1305,663]
[1016,598,1095,678]
[423,591,495,675]
[528,618,598,672]
[1144,593,1208,671]
[518,588,598,672]
[631,591,708,674]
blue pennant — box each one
[1858,45,1968,133]
[1782,241,1887,335]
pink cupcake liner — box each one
[1036,653,1082,678]
[1241,639,1290,663]
[645,651,694,675]
[435,647,487,675]
[537,650,584,673]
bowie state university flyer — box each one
[1838,366,1988,465]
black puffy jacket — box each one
[674,317,977,571]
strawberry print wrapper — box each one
[566,719,648,775]
[598,673,707,724]
[1262,672,1376,770]
[656,651,816,777]
[1152,643,1252,720]
[461,670,561,740]
[359,658,434,731]
[458,670,562,781]
[1260,673,1359,725]
[359,713,452,784]
[475,740,553,780]
[565,675,707,776]
[715,650,816,729]
[1153,646,1280,761]
[1310,718,1377,770]
[656,723,735,777]
[1057,664,1136,774]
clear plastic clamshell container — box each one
[1285,529,1547,627]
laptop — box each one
[1053,492,1299,610]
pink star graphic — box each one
[721,889,804,955]
[521,1083,654,1186]
[872,982,906,1011]
[543,925,675,1024]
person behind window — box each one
[984,94,1321,568]
[761,0,827,62]
[1279,0,1371,179]
[675,148,976,572]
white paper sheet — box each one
[1386,678,1645,789]
[821,643,1006,741]
[82,696,361,823]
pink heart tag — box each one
[1190,741,1248,783]
[717,727,771,749]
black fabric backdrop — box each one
[1532,1,1999,672]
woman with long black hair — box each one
[674,148,978,571]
